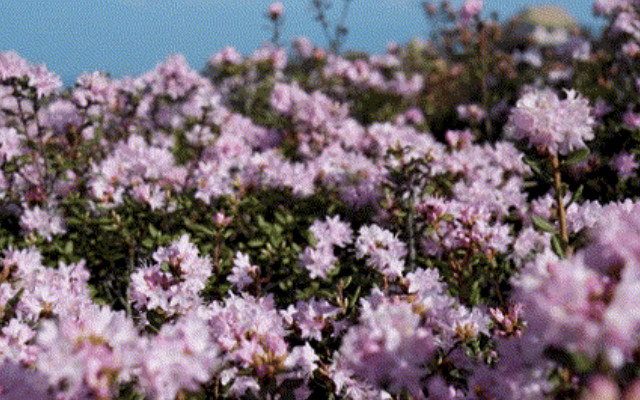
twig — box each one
[550,152,571,256]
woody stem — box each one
[551,152,571,256]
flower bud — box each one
[268,2,284,20]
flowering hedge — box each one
[2,0,640,399]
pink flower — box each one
[268,2,284,20]
[293,36,314,58]
[0,52,62,98]
[456,103,486,123]
[300,245,338,280]
[612,152,639,178]
[355,225,407,278]
[20,207,65,241]
[460,0,483,22]
[623,110,640,128]
[284,343,319,378]
[445,129,474,149]
[0,127,24,161]
[210,46,244,66]
[228,252,259,290]
[36,306,140,399]
[593,0,626,15]
[309,215,353,248]
[339,301,436,398]
[282,299,341,341]
[138,315,220,400]
[506,88,595,155]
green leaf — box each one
[566,185,584,208]
[544,345,593,373]
[64,241,74,255]
[1,288,23,327]
[183,219,216,237]
[551,235,565,258]
[565,147,590,165]
[350,286,362,309]
[148,224,161,238]
[523,156,545,177]
[531,215,557,234]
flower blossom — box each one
[355,225,407,278]
[505,88,595,155]
[268,2,284,20]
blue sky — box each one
[0,1,601,85]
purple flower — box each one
[505,88,595,155]
[19,207,65,242]
[355,225,407,278]
[138,315,220,400]
[228,252,259,290]
[210,46,244,66]
[339,300,435,398]
[623,110,640,128]
[293,37,314,58]
[0,52,62,98]
[300,245,338,280]
[130,235,212,315]
[460,0,483,22]
[136,54,208,100]
[282,299,342,341]
[445,129,474,149]
[309,215,353,248]
[593,0,626,15]
[284,343,319,379]
[36,305,140,399]
[456,104,486,124]
[513,204,640,367]
[0,128,23,162]
[612,152,639,178]
[268,2,284,20]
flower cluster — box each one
[505,88,595,155]
[2,2,640,397]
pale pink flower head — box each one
[339,300,436,397]
[137,54,208,100]
[582,375,620,400]
[214,211,232,227]
[445,128,474,149]
[228,252,259,290]
[612,152,639,178]
[456,103,486,123]
[139,315,220,400]
[0,127,24,162]
[210,46,244,67]
[460,0,483,22]
[293,36,314,58]
[309,215,353,248]
[505,88,595,155]
[36,305,139,398]
[623,110,640,128]
[268,2,284,20]
[0,51,62,98]
[20,206,65,241]
[622,41,640,57]
[300,245,338,280]
[354,224,407,278]
[593,0,626,15]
